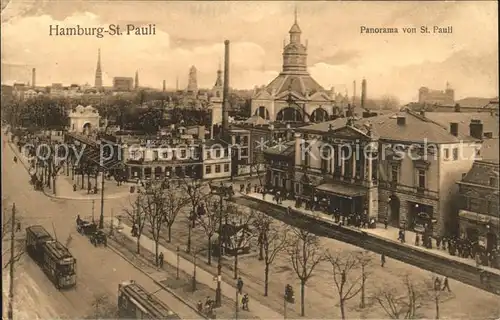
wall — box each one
[438,141,479,235]
[126,145,200,163]
[202,144,231,179]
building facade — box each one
[68,105,100,134]
[457,159,499,253]
[113,77,134,92]
[264,111,483,236]
[418,83,455,105]
[251,15,339,123]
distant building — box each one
[113,77,134,91]
[251,12,339,123]
[186,66,198,96]
[418,83,455,105]
[95,49,103,89]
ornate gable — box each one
[275,90,306,101]
[253,89,273,100]
[309,91,330,102]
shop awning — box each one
[315,183,365,199]
[459,209,499,226]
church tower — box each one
[210,64,224,138]
[282,7,308,74]
[186,66,198,95]
[94,49,103,89]
[135,70,139,90]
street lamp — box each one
[99,167,105,229]
[210,181,232,307]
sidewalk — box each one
[113,218,283,319]
[8,139,132,201]
[244,192,500,276]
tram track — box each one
[232,196,500,296]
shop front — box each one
[407,202,435,233]
[459,209,500,252]
[315,183,366,216]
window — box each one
[215,165,221,173]
[224,164,230,172]
[153,151,159,161]
[452,148,459,160]
[180,149,187,158]
[162,151,168,158]
[490,177,498,187]
[215,149,221,158]
[206,151,211,159]
[484,132,493,138]
[417,169,426,188]
[469,197,482,212]
[321,158,328,172]
[391,165,399,183]
[304,143,310,167]
[241,149,248,157]
[205,165,211,174]
[243,136,249,146]
[444,149,450,160]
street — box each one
[2,136,201,319]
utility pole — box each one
[99,168,105,229]
[8,203,16,320]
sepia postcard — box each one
[1,1,499,320]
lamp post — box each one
[235,279,239,320]
[176,246,180,279]
[211,181,231,308]
[99,168,105,229]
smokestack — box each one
[222,40,230,138]
[162,80,166,92]
[352,80,356,105]
[361,78,366,109]
[32,68,36,88]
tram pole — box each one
[7,203,16,320]
[99,169,105,229]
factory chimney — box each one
[222,40,230,138]
[361,78,366,109]
[32,68,36,88]
[162,80,166,92]
[352,80,357,105]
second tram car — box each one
[25,225,77,289]
[118,280,181,319]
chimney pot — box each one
[396,116,406,126]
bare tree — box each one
[143,187,168,266]
[182,179,208,253]
[325,251,364,320]
[373,275,423,319]
[423,275,449,319]
[379,95,401,110]
[356,250,373,309]
[162,186,190,242]
[197,196,221,265]
[288,228,323,317]
[122,195,147,254]
[223,205,256,279]
[252,211,289,296]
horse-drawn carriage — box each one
[76,217,107,247]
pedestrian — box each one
[16,221,21,232]
[241,293,249,311]
[197,300,203,312]
[158,252,164,268]
[434,277,441,291]
[381,253,386,267]
[415,234,420,246]
[237,277,244,294]
[441,276,451,292]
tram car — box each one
[25,225,77,289]
[118,280,181,319]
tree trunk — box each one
[207,236,212,265]
[360,272,366,308]
[168,224,172,242]
[136,235,141,254]
[81,172,84,189]
[234,249,238,279]
[187,223,192,253]
[154,240,159,266]
[340,299,346,320]
[52,175,57,195]
[264,262,270,296]
[300,280,306,316]
[435,297,440,319]
[258,239,264,260]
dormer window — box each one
[490,177,498,187]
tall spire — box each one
[294,4,298,24]
[135,70,139,90]
[94,48,102,88]
[282,7,307,74]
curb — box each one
[8,140,131,202]
[107,241,208,319]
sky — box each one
[1,0,498,102]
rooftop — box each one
[460,160,499,186]
[424,112,499,138]
[298,110,480,144]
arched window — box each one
[276,107,303,122]
[254,106,270,120]
[310,108,328,123]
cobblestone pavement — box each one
[123,195,500,319]
[2,133,202,319]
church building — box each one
[251,12,339,123]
